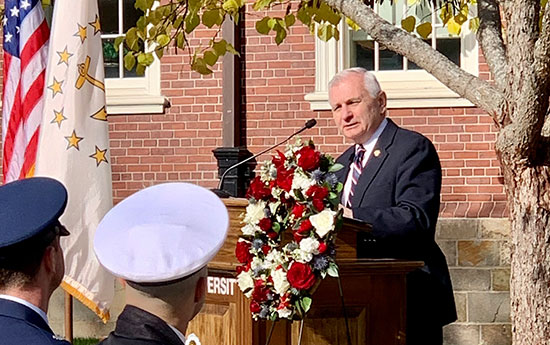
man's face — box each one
[329,74,387,144]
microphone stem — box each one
[217,126,308,190]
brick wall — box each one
[1,11,511,345]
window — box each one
[98,0,166,114]
[305,4,478,109]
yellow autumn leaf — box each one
[469,17,480,32]
[416,22,432,39]
[439,4,452,25]
[401,16,416,33]
[346,17,361,31]
[454,13,467,25]
[447,17,462,35]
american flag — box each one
[2,0,49,183]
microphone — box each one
[214,119,317,198]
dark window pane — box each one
[123,0,142,32]
[352,41,374,70]
[408,38,460,69]
[99,0,119,34]
[378,45,403,70]
[103,38,120,78]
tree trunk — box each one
[502,161,550,344]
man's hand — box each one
[339,204,353,218]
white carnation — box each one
[292,248,313,263]
[241,223,258,236]
[310,209,337,238]
[244,201,266,225]
[251,256,264,271]
[265,249,285,268]
[291,172,315,197]
[277,307,293,319]
[271,269,290,295]
[269,201,280,216]
[299,237,320,255]
[237,271,254,297]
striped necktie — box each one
[347,144,366,207]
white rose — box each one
[251,256,264,272]
[271,269,290,295]
[310,209,337,238]
[299,237,320,255]
[244,200,266,225]
[277,307,293,319]
[265,249,285,268]
[237,271,254,297]
[269,201,280,216]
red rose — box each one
[262,245,270,255]
[298,219,313,234]
[252,283,270,302]
[297,145,321,171]
[312,198,325,211]
[306,185,329,211]
[250,300,261,313]
[236,265,247,274]
[235,241,252,264]
[318,242,327,254]
[247,176,271,200]
[276,167,294,192]
[292,204,305,218]
[267,230,279,240]
[258,217,272,231]
[287,262,317,290]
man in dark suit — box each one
[94,183,229,345]
[329,67,456,345]
[0,177,72,345]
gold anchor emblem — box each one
[76,56,105,91]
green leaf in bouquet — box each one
[329,192,338,200]
[270,313,278,321]
[272,222,281,232]
[327,262,339,277]
[300,296,312,313]
[335,182,343,193]
[293,189,305,201]
[329,163,344,173]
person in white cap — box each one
[94,183,229,345]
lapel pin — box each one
[373,149,381,157]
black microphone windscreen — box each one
[305,119,317,129]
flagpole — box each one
[64,292,73,343]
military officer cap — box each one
[94,182,229,284]
[0,177,69,251]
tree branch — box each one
[477,0,508,92]
[325,0,505,121]
[534,2,550,107]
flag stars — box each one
[2,17,8,26]
[89,15,101,35]
[10,6,20,17]
[90,146,108,166]
[20,0,31,10]
[57,46,73,66]
[65,130,83,150]
[5,32,13,43]
[75,24,87,43]
[48,78,64,97]
[51,109,67,128]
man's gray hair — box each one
[328,67,382,98]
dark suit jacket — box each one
[335,118,457,326]
[0,298,71,345]
[98,305,184,345]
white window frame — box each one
[305,7,478,110]
[102,0,167,114]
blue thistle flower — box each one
[259,306,270,318]
[311,169,324,182]
[312,255,329,271]
[252,239,264,250]
[325,173,339,187]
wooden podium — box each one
[187,198,423,345]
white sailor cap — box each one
[93,183,229,283]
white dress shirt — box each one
[342,118,388,207]
[0,294,49,325]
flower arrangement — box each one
[235,138,344,321]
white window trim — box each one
[305,13,479,110]
[103,0,168,115]
[105,58,168,114]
